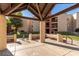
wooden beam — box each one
[27,4,40,19]
[3,4,20,14]
[41,3,48,14]
[44,3,79,20]
[0,8,2,14]
[6,15,39,21]
[12,4,28,13]
[2,4,12,14]
[0,4,7,14]
[41,4,56,18]
[5,3,24,15]
[30,4,38,13]
[1,4,11,13]
[44,3,56,18]
[35,3,43,21]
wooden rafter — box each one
[5,3,24,15]
[30,4,38,13]
[13,3,40,19]
[44,3,56,18]
[27,4,40,19]
[2,4,12,14]
[0,3,78,22]
[6,15,39,21]
[41,3,48,14]
[35,3,43,21]
[44,3,79,20]
[0,4,11,13]
[12,4,28,13]
[41,4,56,18]
[1,4,11,12]
[0,7,2,14]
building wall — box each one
[18,19,32,33]
[76,12,79,29]
[67,14,75,32]
[57,13,68,32]
[45,17,58,34]
[57,13,75,32]
[32,20,39,32]
[18,19,40,33]
[73,12,79,31]
[18,13,75,33]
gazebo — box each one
[0,3,79,50]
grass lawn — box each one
[68,35,79,41]
[58,32,79,41]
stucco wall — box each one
[76,12,79,29]
[18,19,32,33]
[18,13,75,33]
[67,14,75,32]
[57,13,68,32]
[32,20,39,32]
[18,19,39,32]
[57,13,74,32]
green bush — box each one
[32,31,39,34]
[57,32,75,35]
[17,31,29,38]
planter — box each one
[32,34,39,40]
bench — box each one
[7,34,17,42]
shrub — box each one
[57,32,75,35]
[17,30,29,38]
[32,31,39,34]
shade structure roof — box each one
[0,3,79,21]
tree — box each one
[7,12,23,34]
[10,18,23,32]
[7,19,12,34]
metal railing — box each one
[65,35,73,45]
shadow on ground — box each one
[45,42,79,51]
[0,49,14,56]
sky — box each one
[22,10,34,17]
[22,3,79,17]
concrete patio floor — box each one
[1,38,79,56]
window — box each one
[46,29,50,33]
[51,29,58,34]
[51,17,58,22]
[46,23,50,27]
[51,23,58,28]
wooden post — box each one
[35,4,45,42]
[0,15,7,50]
[28,20,33,42]
[40,21,45,43]
[28,33,32,42]
[57,34,63,42]
[12,26,17,43]
[14,34,17,42]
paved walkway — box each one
[1,38,79,56]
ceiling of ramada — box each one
[0,3,79,21]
